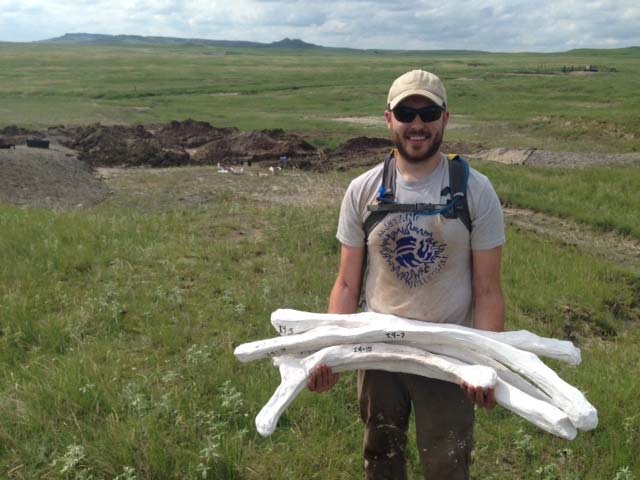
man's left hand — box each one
[460,382,497,409]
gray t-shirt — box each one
[337,154,505,326]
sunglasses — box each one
[392,106,444,123]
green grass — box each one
[1,44,640,152]
[474,161,640,238]
[1,45,640,478]
[1,166,639,478]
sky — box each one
[1,0,639,52]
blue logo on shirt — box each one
[379,213,448,288]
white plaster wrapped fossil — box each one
[256,343,497,437]
[442,355,578,440]
[270,309,581,365]
[425,343,552,403]
[235,320,598,431]
[254,343,577,440]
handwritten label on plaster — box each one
[385,332,406,339]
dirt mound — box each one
[0,125,45,146]
[62,124,478,172]
[10,121,487,173]
[0,145,110,209]
[153,119,238,149]
[317,138,485,171]
[192,129,318,164]
[0,125,42,137]
[334,136,394,153]
[60,123,190,167]
[56,120,318,167]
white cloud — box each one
[0,0,638,51]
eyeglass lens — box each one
[393,106,443,123]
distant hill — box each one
[36,33,488,55]
[38,33,334,50]
[565,46,640,56]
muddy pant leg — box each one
[358,370,411,480]
[406,375,475,480]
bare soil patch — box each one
[470,148,640,168]
[332,116,470,130]
[333,116,386,127]
[95,166,347,214]
[568,71,600,76]
[0,145,110,209]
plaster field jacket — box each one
[234,309,598,440]
[255,343,578,440]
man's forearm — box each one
[328,279,360,314]
[474,290,505,332]
[308,244,363,392]
[472,246,505,332]
[328,244,365,314]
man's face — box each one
[385,95,449,164]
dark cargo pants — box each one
[358,369,475,480]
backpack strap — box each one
[362,151,396,239]
[363,152,472,241]
[378,150,397,203]
[441,154,472,233]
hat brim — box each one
[388,90,446,110]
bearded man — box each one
[308,70,506,480]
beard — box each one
[392,126,444,164]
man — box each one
[307,70,505,479]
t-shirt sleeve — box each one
[336,181,366,247]
[469,176,506,251]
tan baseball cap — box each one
[387,70,447,110]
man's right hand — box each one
[307,364,340,393]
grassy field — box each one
[478,161,640,238]
[1,44,640,151]
[1,45,640,479]
[1,162,639,479]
